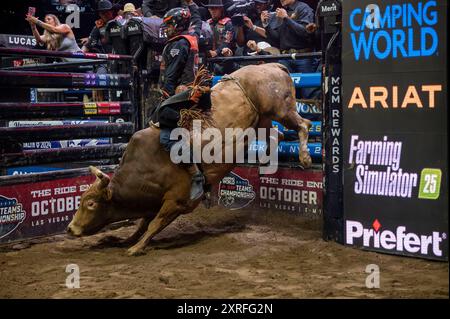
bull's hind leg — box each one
[278,110,312,168]
[127,200,184,256]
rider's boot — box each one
[187,163,205,201]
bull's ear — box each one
[89,166,110,189]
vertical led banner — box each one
[320,0,344,242]
[342,0,448,260]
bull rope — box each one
[177,68,261,132]
[177,67,216,131]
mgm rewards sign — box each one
[342,0,448,260]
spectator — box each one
[236,0,278,55]
[205,0,237,75]
[26,14,81,53]
[306,2,322,54]
[120,3,141,19]
[195,0,234,20]
[81,0,120,54]
[81,0,121,101]
[264,0,318,98]
[142,0,182,18]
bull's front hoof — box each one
[127,246,146,257]
[299,151,312,169]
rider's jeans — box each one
[160,127,195,163]
[160,127,178,153]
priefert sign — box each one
[346,219,446,258]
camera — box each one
[226,0,257,26]
[28,7,36,16]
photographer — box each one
[235,0,279,55]
[264,0,318,98]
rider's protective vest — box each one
[159,34,199,94]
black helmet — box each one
[161,7,191,33]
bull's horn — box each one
[89,165,103,178]
[89,166,110,189]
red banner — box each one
[1,166,323,244]
[0,175,96,243]
[213,166,323,216]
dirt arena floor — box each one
[0,206,448,299]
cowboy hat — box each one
[248,41,280,55]
[123,2,136,13]
[204,0,224,8]
[96,0,113,11]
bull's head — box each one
[67,166,113,237]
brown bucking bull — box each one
[67,63,312,256]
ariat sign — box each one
[346,220,445,257]
[347,84,442,110]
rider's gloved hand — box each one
[189,89,203,104]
